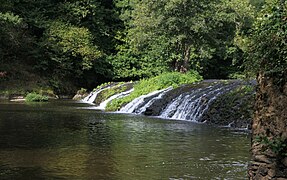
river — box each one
[0,100,250,179]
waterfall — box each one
[96,88,134,110]
[82,91,99,104]
[119,87,172,113]
[82,87,109,104]
[159,82,239,121]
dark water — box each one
[0,100,250,179]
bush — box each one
[106,71,202,111]
[25,92,49,102]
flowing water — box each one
[96,88,134,110]
[0,100,250,179]
[159,82,240,121]
[119,88,172,113]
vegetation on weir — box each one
[93,82,131,105]
[106,71,202,111]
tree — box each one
[112,0,254,79]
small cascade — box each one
[82,91,99,104]
[96,88,134,110]
[119,87,172,113]
[82,87,109,104]
[135,87,173,114]
[159,82,239,121]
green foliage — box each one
[231,84,255,97]
[78,88,87,95]
[109,48,169,80]
[106,71,202,111]
[228,72,247,79]
[25,93,49,102]
[0,0,122,93]
[246,0,287,78]
[44,20,102,72]
[255,135,287,156]
[113,0,256,79]
[93,82,114,92]
[0,0,267,93]
[101,85,127,100]
[0,12,22,24]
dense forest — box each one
[0,0,266,94]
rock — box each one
[258,166,268,176]
[0,95,9,100]
[144,108,153,116]
[58,95,73,99]
[253,173,264,180]
[254,155,273,164]
[267,169,276,178]
[73,93,88,100]
[283,157,287,167]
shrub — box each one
[25,92,49,102]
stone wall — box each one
[249,73,287,179]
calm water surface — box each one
[0,100,250,179]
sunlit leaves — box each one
[0,12,22,25]
[45,21,102,70]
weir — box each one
[81,80,250,124]
[159,82,240,121]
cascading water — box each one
[159,82,239,121]
[82,87,110,104]
[82,85,114,104]
[95,88,134,110]
[134,87,173,114]
[119,87,173,113]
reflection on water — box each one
[0,100,250,179]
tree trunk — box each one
[180,45,190,73]
[174,44,190,73]
[249,72,287,179]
